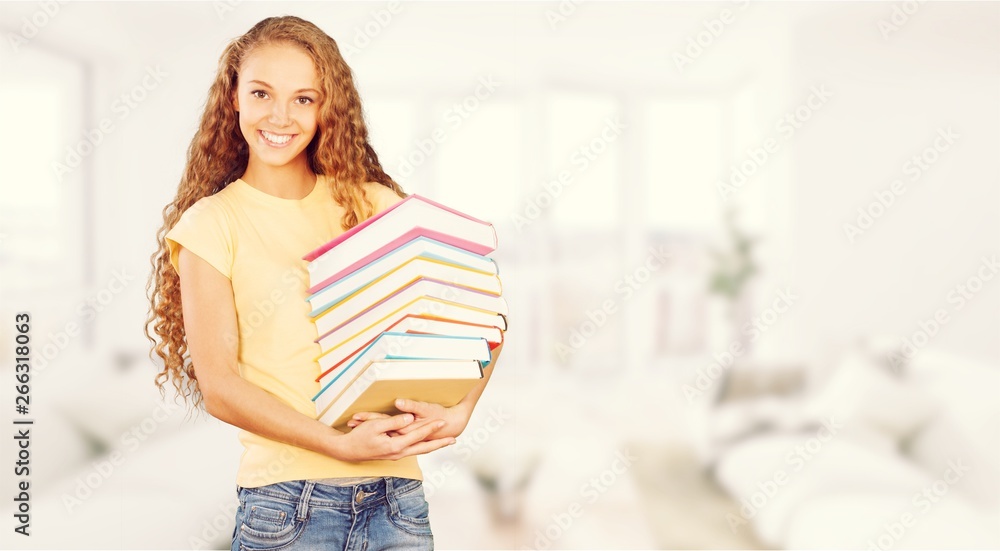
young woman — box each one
[144,16,503,550]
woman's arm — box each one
[348,338,505,439]
[345,183,504,439]
[447,339,505,428]
[177,246,455,462]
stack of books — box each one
[303,195,508,430]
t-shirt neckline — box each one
[235,175,324,205]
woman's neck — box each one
[240,160,317,200]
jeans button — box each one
[355,491,364,504]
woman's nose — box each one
[268,104,290,126]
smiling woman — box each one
[232,44,321,199]
[142,15,495,551]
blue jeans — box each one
[231,477,434,550]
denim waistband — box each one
[238,477,422,518]
[310,476,382,487]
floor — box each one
[627,441,767,549]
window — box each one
[0,47,85,291]
[363,97,418,192]
[643,99,725,231]
[435,100,522,225]
[545,92,621,230]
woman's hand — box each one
[347,399,472,441]
[346,340,503,444]
[334,412,456,462]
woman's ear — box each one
[231,92,239,114]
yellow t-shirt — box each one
[165,174,421,488]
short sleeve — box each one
[164,197,233,280]
[363,181,405,215]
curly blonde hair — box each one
[145,15,405,411]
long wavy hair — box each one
[145,16,405,411]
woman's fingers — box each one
[389,418,449,452]
[390,420,423,436]
[348,411,391,429]
[342,414,453,461]
[353,411,391,422]
[367,412,437,437]
[394,398,437,418]
[391,399,446,435]
[397,436,456,458]
[369,412,415,434]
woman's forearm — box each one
[202,370,348,461]
[456,340,504,419]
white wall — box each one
[1,2,997,549]
[780,3,999,366]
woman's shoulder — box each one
[170,184,239,235]
[359,181,405,213]
[192,180,248,213]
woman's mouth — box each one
[259,129,295,148]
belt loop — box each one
[296,481,315,521]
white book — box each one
[313,278,508,338]
[306,236,497,306]
[302,195,497,289]
[316,296,507,354]
[313,332,491,415]
[316,314,503,375]
[309,256,500,325]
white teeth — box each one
[261,130,292,145]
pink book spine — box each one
[306,227,495,295]
[302,194,493,261]
[312,278,500,342]
[314,315,415,381]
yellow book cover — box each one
[319,359,483,431]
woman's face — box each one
[233,43,321,170]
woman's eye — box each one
[296,97,314,105]
[251,90,268,99]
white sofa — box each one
[0,349,243,550]
[711,344,1000,549]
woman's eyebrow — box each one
[248,79,319,94]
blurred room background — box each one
[1,1,997,549]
